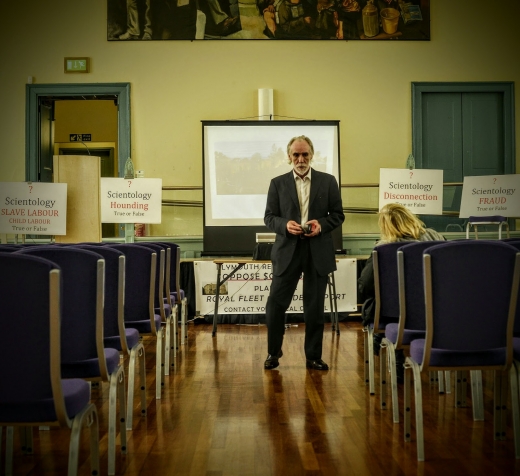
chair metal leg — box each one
[455,371,468,407]
[181,297,188,344]
[404,359,412,443]
[164,319,171,375]
[411,362,425,462]
[470,370,484,421]
[156,327,164,399]
[494,370,508,440]
[5,426,13,476]
[364,326,375,395]
[363,328,369,388]
[379,340,388,410]
[437,371,445,394]
[126,342,147,429]
[107,366,127,475]
[170,305,178,366]
[510,362,520,458]
[384,340,399,423]
[69,403,99,476]
[445,371,452,394]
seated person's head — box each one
[378,203,425,242]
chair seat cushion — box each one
[61,348,121,378]
[171,290,185,302]
[410,339,507,367]
[0,379,90,422]
[163,303,173,318]
[125,328,141,348]
[125,314,162,334]
[385,323,425,345]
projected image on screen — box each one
[202,120,341,254]
[204,122,340,227]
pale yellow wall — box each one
[0,0,519,238]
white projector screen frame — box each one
[202,120,341,255]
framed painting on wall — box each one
[107,0,430,41]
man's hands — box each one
[286,219,321,237]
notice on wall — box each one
[379,168,444,215]
[194,259,358,316]
[0,182,67,235]
[100,178,162,223]
[459,174,520,218]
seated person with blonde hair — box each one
[358,203,445,380]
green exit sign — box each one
[64,57,90,73]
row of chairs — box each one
[363,238,520,461]
[0,240,188,475]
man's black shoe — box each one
[306,359,329,371]
[264,350,283,369]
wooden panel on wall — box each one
[53,155,101,243]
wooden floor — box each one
[4,321,520,475]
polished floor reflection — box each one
[4,321,519,474]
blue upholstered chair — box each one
[16,246,127,475]
[0,244,20,252]
[143,242,178,370]
[403,241,520,461]
[167,243,188,345]
[507,240,520,458]
[76,244,147,430]
[363,242,402,395]
[0,252,100,476]
[156,242,188,346]
[133,242,175,373]
[380,241,445,423]
[107,244,165,399]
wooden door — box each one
[412,82,515,233]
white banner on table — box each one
[379,168,443,215]
[194,259,358,315]
[0,182,67,235]
[459,174,520,218]
[100,177,162,223]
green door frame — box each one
[25,82,131,182]
[411,81,515,174]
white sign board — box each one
[100,178,162,223]
[194,259,358,316]
[379,168,444,215]
[459,174,520,218]
[0,182,67,235]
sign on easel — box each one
[379,168,443,214]
[100,178,163,223]
[194,259,358,315]
[0,182,67,235]
[459,174,520,217]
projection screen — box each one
[202,120,341,255]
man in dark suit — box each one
[264,135,344,370]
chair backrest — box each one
[397,241,445,336]
[76,244,126,348]
[422,241,520,368]
[16,246,108,378]
[133,242,165,311]
[0,252,74,426]
[107,243,158,333]
[505,240,520,335]
[0,244,21,252]
[373,242,403,331]
[155,242,182,302]
[147,242,173,306]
